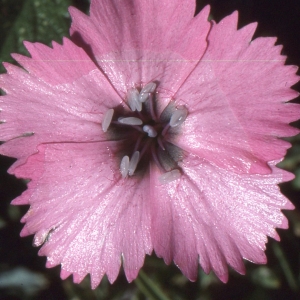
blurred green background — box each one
[0,0,300,299]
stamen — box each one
[132,125,144,133]
[170,106,188,127]
[148,94,157,121]
[157,136,165,150]
[111,83,185,181]
[118,117,143,126]
[143,125,157,138]
[159,169,181,184]
[151,144,165,172]
[133,135,143,152]
[141,82,157,94]
[120,156,130,178]
[162,123,170,136]
[128,151,140,176]
[139,82,156,103]
[127,88,142,111]
[139,92,150,103]
[140,139,152,158]
[102,108,114,132]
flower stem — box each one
[272,241,299,291]
[135,270,170,300]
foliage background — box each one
[0,0,300,299]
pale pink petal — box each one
[173,11,300,174]
[12,142,152,288]
[12,38,97,85]
[0,40,122,168]
[69,2,211,111]
[150,155,293,282]
[2,0,298,288]
[60,269,72,280]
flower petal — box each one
[173,11,300,174]
[0,40,122,169]
[69,1,211,109]
[12,38,97,85]
[12,142,152,288]
[150,155,293,281]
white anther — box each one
[128,97,137,111]
[143,125,157,138]
[102,108,114,132]
[138,92,150,103]
[159,169,181,184]
[169,106,188,127]
[141,82,156,94]
[118,117,143,126]
[128,151,140,176]
[139,82,156,103]
[120,156,130,178]
[127,88,142,111]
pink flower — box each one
[0,0,299,288]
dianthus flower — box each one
[0,0,299,288]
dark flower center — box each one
[102,82,187,184]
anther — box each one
[159,169,181,184]
[113,83,185,180]
[120,156,130,178]
[141,82,156,94]
[139,82,156,103]
[169,106,188,127]
[127,88,141,111]
[118,117,143,126]
[143,125,157,138]
[128,151,140,176]
[138,92,150,103]
[102,108,114,132]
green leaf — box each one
[0,0,72,73]
[251,266,280,290]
